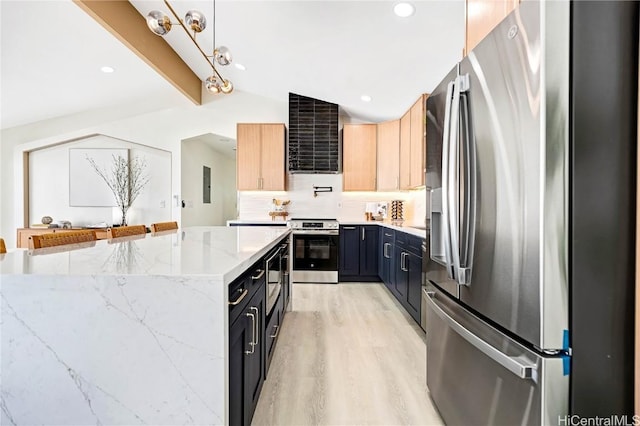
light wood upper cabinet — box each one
[345,95,425,193]
[237,123,286,191]
[377,120,400,191]
[260,124,286,190]
[343,124,377,191]
[465,0,519,54]
[409,95,426,188]
[237,124,262,190]
[399,111,411,189]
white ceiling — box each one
[1,0,465,130]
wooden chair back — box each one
[107,225,147,239]
[30,230,97,249]
[150,221,178,233]
[0,238,6,254]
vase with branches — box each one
[87,154,149,226]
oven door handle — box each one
[266,248,281,265]
[291,230,339,235]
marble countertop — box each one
[227,220,287,225]
[229,219,428,238]
[0,226,290,283]
[338,221,429,238]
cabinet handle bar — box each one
[251,269,265,280]
[244,312,256,355]
[270,324,280,338]
[228,288,248,306]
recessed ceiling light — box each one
[100,66,115,73]
[394,2,415,17]
[235,63,246,71]
[361,95,372,102]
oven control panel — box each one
[288,220,339,230]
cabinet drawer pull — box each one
[244,312,256,355]
[251,269,265,280]
[270,324,280,338]
[250,307,259,346]
[228,288,248,306]
[343,226,356,230]
[384,232,393,237]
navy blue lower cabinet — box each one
[378,227,385,279]
[379,229,394,289]
[394,249,408,299]
[405,252,422,323]
[383,232,424,326]
[339,225,379,281]
[264,291,284,377]
[339,226,361,278]
[360,226,379,277]
[229,283,265,426]
[228,310,247,426]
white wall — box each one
[29,135,171,227]
[221,159,237,220]
[0,91,288,248]
[0,89,429,248]
[181,139,236,226]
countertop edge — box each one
[340,222,428,238]
[222,230,290,284]
[1,227,293,281]
[230,220,428,238]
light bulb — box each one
[146,10,172,36]
[214,46,232,66]
[206,75,221,94]
[185,10,206,33]
[221,80,234,94]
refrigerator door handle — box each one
[448,75,463,284]
[441,80,456,280]
[425,291,537,381]
[457,74,475,286]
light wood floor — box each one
[252,283,444,426]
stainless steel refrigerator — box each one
[423,1,637,424]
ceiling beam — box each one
[74,0,202,105]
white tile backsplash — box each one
[238,174,428,225]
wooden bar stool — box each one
[0,238,6,254]
[150,221,178,233]
[29,230,97,249]
[107,225,147,239]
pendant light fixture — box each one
[146,0,233,95]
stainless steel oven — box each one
[265,246,282,314]
[289,219,339,284]
[280,239,291,310]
